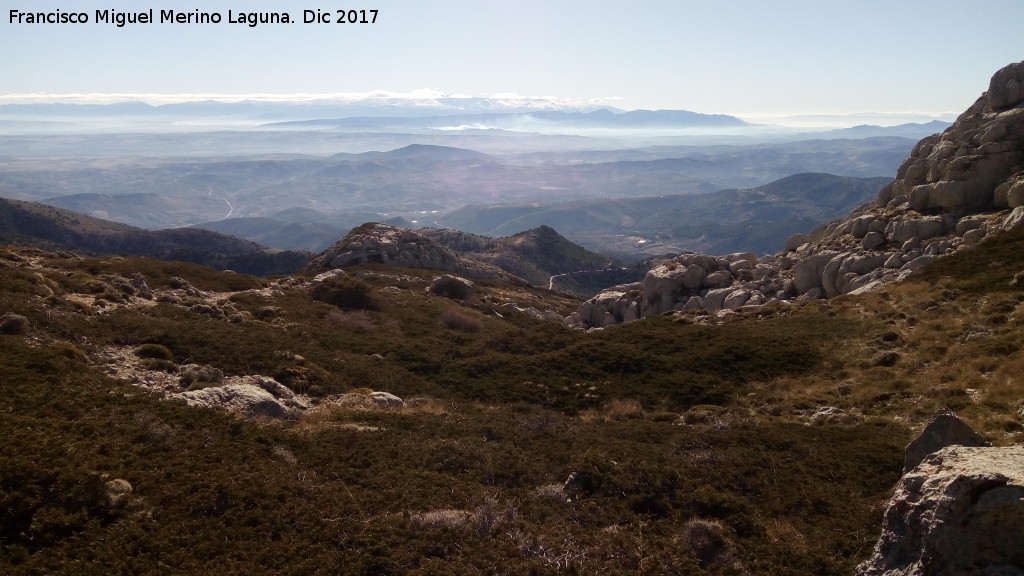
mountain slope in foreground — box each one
[3,201,1024,574]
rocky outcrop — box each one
[878,60,1024,212]
[856,444,1024,576]
[308,222,517,281]
[176,376,308,419]
[570,205,1006,327]
[326,390,405,410]
[570,62,1024,329]
[903,409,990,474]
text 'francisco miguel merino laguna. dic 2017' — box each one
[8,9,299,27]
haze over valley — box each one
[0,97,946,261]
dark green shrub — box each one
[0,312,28,335]
[679,518,735,569]
[50,342,89,363]
[440,308,482,332]
[310,278,378,311]
[133,343,174,360]
[179,365,224,388]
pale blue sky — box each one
[2,0,1022,116]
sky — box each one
[2,0,1023,119]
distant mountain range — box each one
[268,109,749,131]
[822,120,952,139]
[0,171,899,292]
[0,96,615,121]
[0,99,951,146]
[181,171,893,261]
[1,139,913,232]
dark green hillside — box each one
[0,198,309,275]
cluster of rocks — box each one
[570,61,1024,329]
[308,222,516,282]
[176,375,309,419]
[325,390,406,410]
[857,411,1024,576]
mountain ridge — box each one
[0,197,309,275]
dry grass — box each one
[579,398,645,422]
[292,394,449,435]
[719,267,1024,440]
[323,309,377,332]
[409,497,508,537]
[678,518,738,570]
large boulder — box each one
[903,409,990,474]
[856,445,1024,576]
[579,287,638,328]
[641,265,689,316]
[792,252,837,295]
[988,61,1024,111]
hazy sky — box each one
[3,0,1023,117]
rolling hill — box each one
[0,197,309,275]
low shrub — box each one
[0,313,29,335]
[133,343,174,360]
[680,518,736,569]
[440,308,482,332]
[140,358,179,373]
[179,364,224,388]
[324,309,376,332]
[49,342,89,362]
[310,278,378,311]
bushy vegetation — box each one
[1,233,1022,574]
[0,332,907,575]
[310,277,379,311]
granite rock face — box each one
[856,444,1024,576]
[878,60,1024,212]
[175,377,307,419]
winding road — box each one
[208,187,235,220]
[548,267,621,291]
